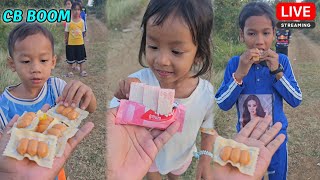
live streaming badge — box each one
[276,2,316,29]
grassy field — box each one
[107,0,148,29]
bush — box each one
[94,0,107,20]
[212,33,245,72]
[107,0,147,28]
[0,49,19,92]
[214,0,249,41]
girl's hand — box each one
[260,49,279,72]
[196,156,214,180]
[114,78,141,99]
[57,80,96,111]
[235,48,261,81]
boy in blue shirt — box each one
[215,2,301,180]
[0,23,97,132]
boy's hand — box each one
[58,80,94,110]
[114,78,141,99]
[235,48,260,81]
[260,49,279,72]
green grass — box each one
[303,27,320,44]
[0,49,19,92]
[107,0,148,28]
[212,34,246,72]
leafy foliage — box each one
[91,0,106,20]
[214,0,249,41]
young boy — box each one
[0,22,97,132]
[0,22,96,180]
[215,2,301,179]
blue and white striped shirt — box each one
[0,77,66,131]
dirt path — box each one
[105,12,143,102]
[52,15,107,180]
[285,31,320,179]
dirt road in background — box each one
[52,15,107,180]
[285,31,320,179]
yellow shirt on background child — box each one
[65,20,85,45]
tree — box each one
[214,0,249,41]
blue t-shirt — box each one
[0,77,66,131]
[80,8,87,31]
[215,54,302,133]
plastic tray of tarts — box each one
[3,105,89,168]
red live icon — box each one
[276,2,316,21]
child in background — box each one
[63,0,72,28]
[76,0,87,37]
[0,23,97,180]
[65,1,88,77]
[110,0,215,179]
[64,0,81,72]
[215,2,302,180]
[275,28,291,56]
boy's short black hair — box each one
[239,2,276,31]
[8,23,54,57]
[139,0,213,78]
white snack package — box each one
[11,111,39,132]
[143,85,160,112]
[129,82,144,104]
[3,128,58,168]
[213,136,259,176]
[47,105,89,128]
[157,89,175,116]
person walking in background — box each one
[275,28,291,56]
